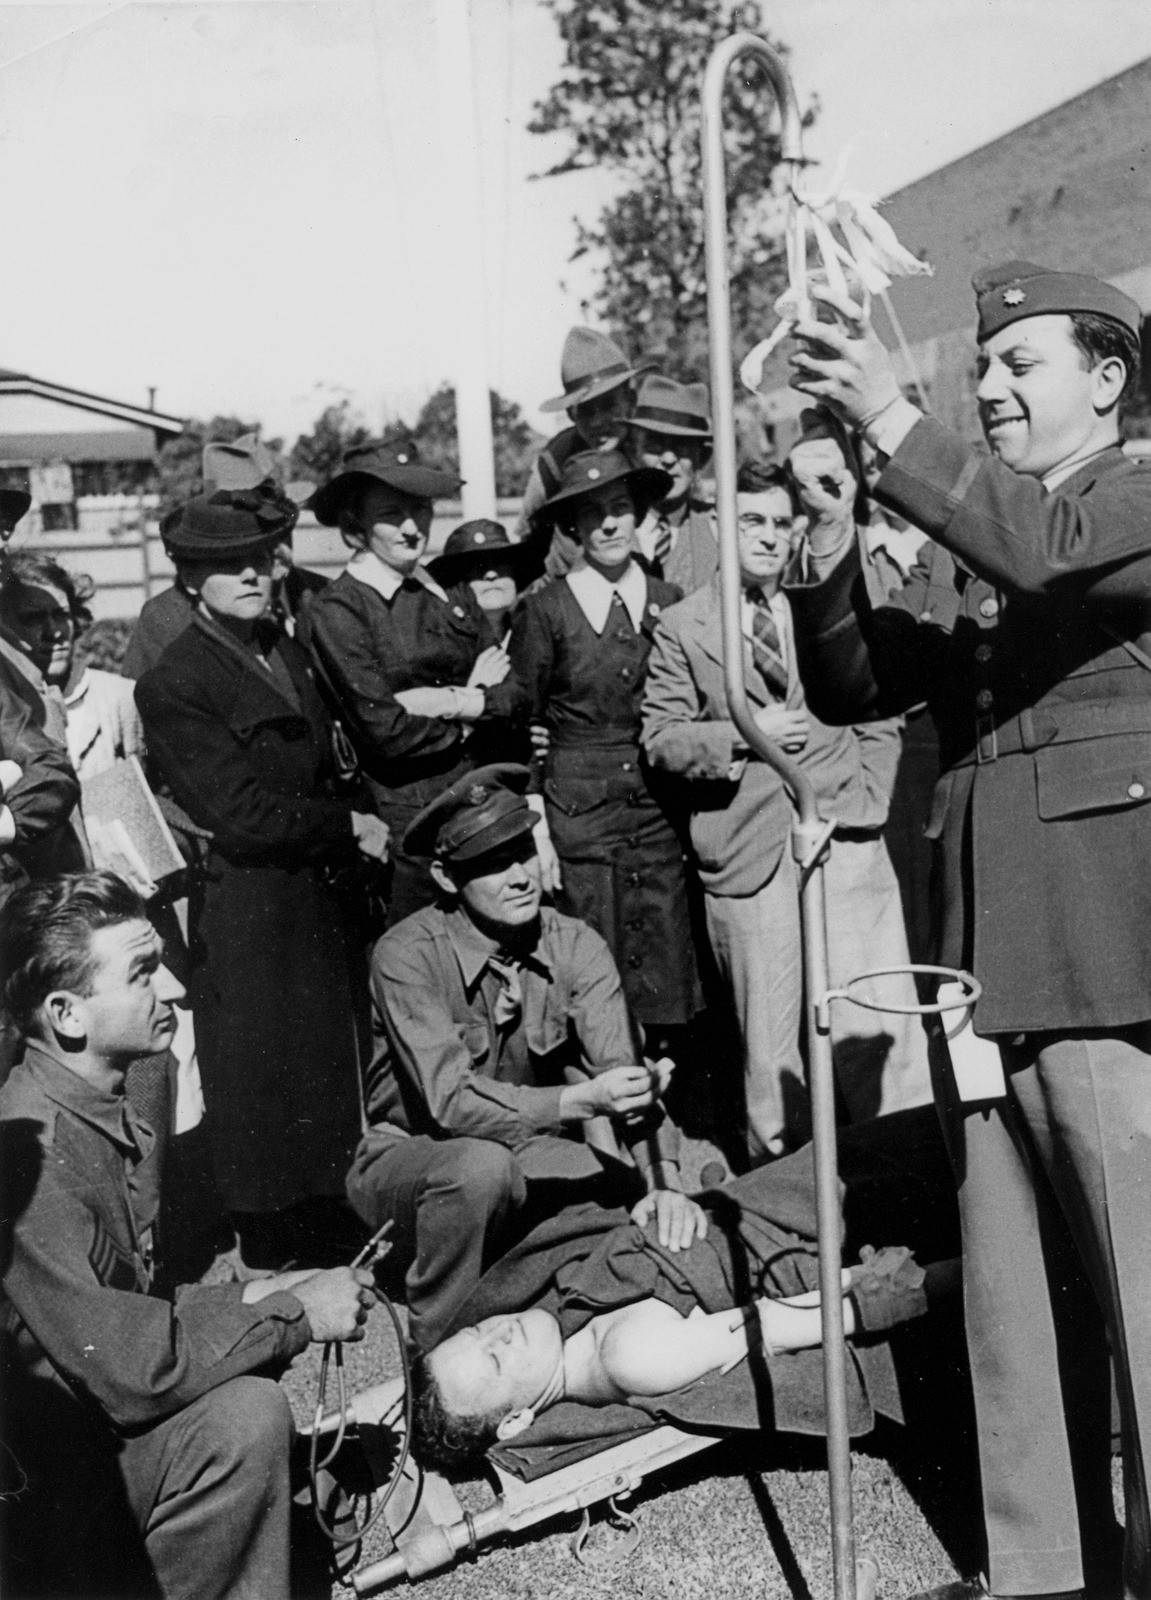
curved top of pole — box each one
[702,32,805,164]
[701,32,819,828]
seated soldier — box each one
[0,872,377,1600]
[346,763,703,1353]
[411,1105,962,1473]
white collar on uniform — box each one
[565,560,648,634]
[345,548,450,605]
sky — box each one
[2,0,1151,446]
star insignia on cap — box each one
[396,452,409,464]
[587,466,601,480]
[1002,288,1026,305]
[474,532,486,544]
[466,785,489,806]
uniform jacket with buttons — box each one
[362,902,679,1178]
[788,418,1151,1034]
[507,571,683,856]
[641,575,902,897]
[0,1048,309,1430]
[304,569,518,808]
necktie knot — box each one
[488,953,523,1030]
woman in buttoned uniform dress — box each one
[508,450,701,1042]
[304,443,522,927]
[135,489,391,1269]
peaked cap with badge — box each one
[628,374,713,440]
[311,439,463,527]
[529,449,672,535]
[973,260,1143,342]
[428,519,540,588]
[403,762,536,863]
[540,327,656,414]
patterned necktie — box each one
[746,587,789,697]
[487,953,523,1030]
[651,518,673,572]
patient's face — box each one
[428,1309,563,1421]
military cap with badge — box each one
[403,763,537,865]
[972,259,1143,341]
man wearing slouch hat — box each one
[786,259,1149,1600]
[346,762,702,1353]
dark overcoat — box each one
[135,615,367,1212]
[508,573,701,1029]
[789,421,1151,1035]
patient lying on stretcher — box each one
[411,1106,962,1474]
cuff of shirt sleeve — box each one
[517,1084,567,1131]
[863,396,922,461]
[0,806,15,846]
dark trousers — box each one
[954,1029,1150,1598]
[346,1131,640,1351]
[2,1376,293,1600]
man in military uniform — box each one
[0,871,376,1597]
[628,374,720,595]
[346,763,704,1352]
[785,261,1148,1600]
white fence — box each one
[7,496,526,621]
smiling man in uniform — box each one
[786,261,1148,1600]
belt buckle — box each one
[975,713,998,764]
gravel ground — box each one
[268,1130,992,1600]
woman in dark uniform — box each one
[135,488,390,1269]
[305,442,520,925]
[508,450,701,1047]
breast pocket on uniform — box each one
[1035,735,1151,819]
[525,1016,570,1083]
[461,1022,493,1068]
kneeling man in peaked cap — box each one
[346,763,704,1352]
[786,261,1148,1600]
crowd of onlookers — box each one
[0,322,938,1287]
[5,254,1151,1600]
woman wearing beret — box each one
[304,443,522,926]
[135,488,390,1269]
[508,450,701,1045]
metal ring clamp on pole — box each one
[702,33,864,1600]
[817,965,982,1036]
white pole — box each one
[435,0,497,520]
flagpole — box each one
[434,0,497,519]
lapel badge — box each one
[452,604,465,618]
[648,602,660,616]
